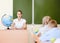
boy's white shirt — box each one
[13,18,26,29]
[54,39,60,43]
[36,25,51,36]
[39,27,60,42]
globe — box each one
[1,14,13,29]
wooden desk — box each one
[0,30,28,43]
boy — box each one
[37,16,51,37]
[39,20,60,43]
[32,20,60,43]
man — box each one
[11,10,27,30]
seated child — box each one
[37,16,52,37]
[32,20,60,43]
[39,20,60,42]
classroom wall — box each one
[0,0,13,30]
[34,0,60,24]
[13,0,32,24]
[0,0,60,29]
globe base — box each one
[7,27,9,30]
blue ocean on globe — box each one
[1,14,13,27]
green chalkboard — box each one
[34,0,60,24]
[13,0,32,24]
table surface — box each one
[0,30,29,43]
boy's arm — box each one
[37,32,41,37]
[32,33,43,43]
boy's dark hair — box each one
[18,10,22,14]
[49,20,57,27]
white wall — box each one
[0,0,13,30]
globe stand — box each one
[7,27,9,30]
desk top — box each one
[0,30,28,43]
